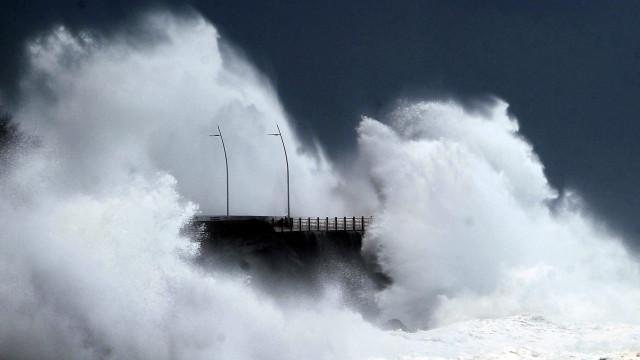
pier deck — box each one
[192,215,372,233]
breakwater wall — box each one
[186,217,388,318]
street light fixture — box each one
[268,123,290,220]
[210,125,229,219]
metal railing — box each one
[270,216,372,232]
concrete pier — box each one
[186,215,386,318]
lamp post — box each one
[269,123,290,220]
[209,125,229,219]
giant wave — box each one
[1,10,639,360]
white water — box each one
[1,10,639,360]
[15,13,370,217]
[360,101,640,329]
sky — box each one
[1,0,640,246]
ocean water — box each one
[1,10,639,359]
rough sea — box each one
[1,11,639,359]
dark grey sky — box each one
[2,1,640,245]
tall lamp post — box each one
[269,123,290,220]
[210,125,229,219]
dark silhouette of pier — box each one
[192,215,372,232]
[187,215,385,319]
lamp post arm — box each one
[210,125,229,219]
[269,123,291,220]
[276,123,290,219]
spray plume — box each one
[360,100,640,329]
[1,9,640,360]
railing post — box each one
[335,217,338,231]
[326,217,329,231]
[317,217,320,230]
[343,217,346,231]
[352,216,355,230]
[361,216,365,231]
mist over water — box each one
[2,9,640,360]
[360,101,640,329]
[1,12,391,360]
[15,12,367,217]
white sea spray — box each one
[1,9,639,360]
